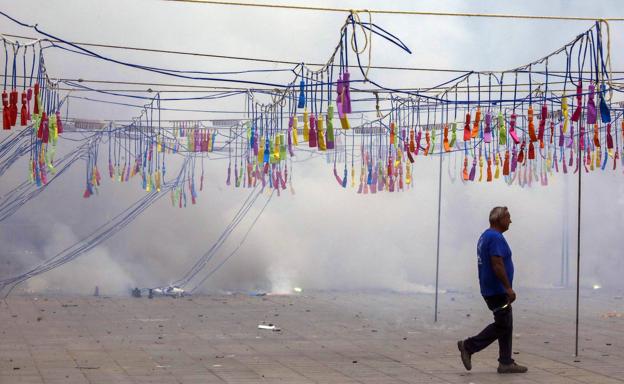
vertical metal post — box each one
[562,175,569,287]
[434,152,443,322]
[574,128,582,357]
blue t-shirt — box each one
[477,228,514,297]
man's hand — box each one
[506,288,516,303]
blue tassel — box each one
[599,84,611,123]
[263,137,270,164]
[297,79,305,108]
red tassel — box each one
[38,112,47,140]
[528,141,535,160]
[26,88,32,120]
[528,105,537,142]
[56,112,63,134]
[33,83,40,115]
[518,141,526,164]
[9,90,18,126]
[463,112,471,141]
[20,92,27,126]
[606,123,613,150]
[538,103,547,142]
[2,90,9,130]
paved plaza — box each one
[1,288,623,383]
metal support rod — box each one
[574,126,582,357]
[434,152,443,322]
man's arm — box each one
[490,256,516,303]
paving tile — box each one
[0,289,622,383]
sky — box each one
[1,0,624,297]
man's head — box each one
[489,206,512,233]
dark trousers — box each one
[464,294,514,364]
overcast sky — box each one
[1,0,624,297]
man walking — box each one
[457,206,528,374]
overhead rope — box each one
[163,0,624,21]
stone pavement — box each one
[0,288,623,383]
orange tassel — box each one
[471,107,481,138]
[528,105,538,142]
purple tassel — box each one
[483,111,492,143]
[415,130,422,155]
[586,84,597,124]
[308,115,317,148]
[468,158,476,181]
[336,74,345,118]
[342,71,352,114]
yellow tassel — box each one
[155,171,161,192]
[494,154,500,179]
[303,109,309,141]
[258,137,265,163]
[562,97,569,134]
[292,116,299,146]
[478,156,483,182]
[547,151,552,169]
[273,135,280,162]
[589,151,594,171]
[317,116,326,151]
[340,115,350,129]
[405,163,412,185]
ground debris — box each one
[258,323,281,332]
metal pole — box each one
[561,175,569,287]
[561,217,565,287]
[574,129,582,357]
[434,152,443,322]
